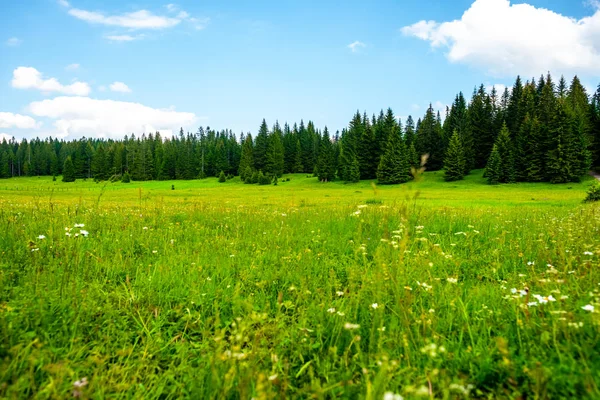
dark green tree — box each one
[62,156,76,182]
[377,128,411,184]
[444,130,466,181]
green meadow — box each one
[1,171,600,399]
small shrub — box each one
[258,171,271,185]
[249,171,258,184]
[121,171,131,183]
[218,171,226,183]
[584,183,600,203]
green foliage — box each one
[486,123,515,184]
[584,182,600,202]
[317,128,336,182]
[218,171,226,183]
[121,171,131,183]
[486,145,501,185]
[62,156,76,182]
[444,130,466,181]
[249,171,258,184]
[257,170,271,185]
[377,129,411,185]
[266,127,285,177]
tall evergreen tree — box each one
[444,130,466,181]
[266,126,285,177]
[62,156,76,182]
[416,104,444,170]
[317,127,336,181]
[486,122,515,183]
[239,134,254,181]
[377,126,411,184]
[254,119,269,172]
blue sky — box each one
[1,0,600,140]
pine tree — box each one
[254,119,269,172]
[377,128,411,184]
[347,154,360,183]
[62,156,76,182]
[444,130,466,181]
[239,134,254,181]
[92,143,108,180]
[416,104,444,170]
[317,127,336,181]
[243,166,254,184]
[358,118,378,179]
[266,128,285,177]
[121,171,131,183]
[293,139,303,173]
[486,145,501,185]
[488,122,516,183]
[218,170,226,183]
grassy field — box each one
[1,170,599,399]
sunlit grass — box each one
[1,171,599,398]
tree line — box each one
[1,72,599,185]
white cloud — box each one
[104,34,142,42]
[402,0,600,77]
[65,63,80,71]
[68,8,181,30]
[0,133,15,142]
[6,37,22,46]
[0,112,39,129]
[348,41,366,53]
[12,67,91,96]
[57,0,70,7]
[28,96,197,139]
[109,82,132,93]
[166,4,178,13]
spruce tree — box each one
[62,156,76,182]
[347,154,360,183]
[218,170,226,183]
[358,119,378,179]
[416,104,444,170]
[317,127,336,182]
[444,130,466,181]
[121,171,131,183]
[487,122,516,183]
[254,119,269,172]
[266,129,285,177]
[238,134,254,181]
[486,145,501,184]
[293,139,303,173]
[377,129,411,184]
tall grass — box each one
[0,173,599,398]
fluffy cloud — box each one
[0,133,15,142]
[57,0,70,7]
[109,82,132,93]
[68,8,181,30]
[12,67,91,96]
[0,112,39,129]
[65,63,80,71]
[6,37,22,46]
[402,0,600,77]
[28,96,197,139]
[348,41,366,53]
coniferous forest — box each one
[2,73,599,184]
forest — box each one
[1,73,599,185]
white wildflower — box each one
[344,322,360,330]
[327,308,336,313]
[582,304,595,312]
[74,223,84,228]
[584,251,593,256]
[37,235,46,240]
[80,230,89,237]
[383,392,404,400]
[371,303,379,309]
[447,277,458,284]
